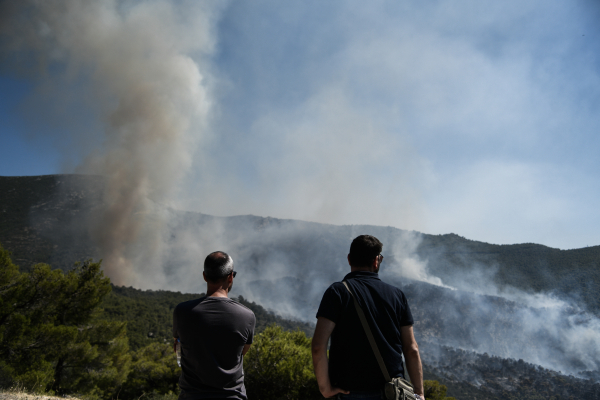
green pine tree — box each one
[0,244,131,398]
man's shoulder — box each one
[322,281,348,297]
[378,279,404,291]
[348,276,408,299]
[328,280,346,290]
[175,296,206,311]
[174,297,255,319]
[361,275,403,290]
[377,279,408,297]
[323,278,401,296]
[226,298,256,317]
[210,297,256,321]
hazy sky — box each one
[1,0,599,250]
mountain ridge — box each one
[1,173,599,312]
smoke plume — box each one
[1,0,216,284]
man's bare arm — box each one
[311,317,350,398]
[401,325,425,399]
[242,344,251,356]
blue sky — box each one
[1,0,599,249]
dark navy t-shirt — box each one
[173,296,255,400]
[316,271,414,391]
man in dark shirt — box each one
[173,251,255,400]
[312,235,425,400]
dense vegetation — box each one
[423,345,600,400]
[101,286,313,351]
[244,325,320,399]
[0,244,129,398]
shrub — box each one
[424,380,456,400]
[120,342,180,399]
[244,325,321,400]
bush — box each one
[120,342,180,399]
[244,325,321,400]
[424,380,456,400]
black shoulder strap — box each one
[342,281,391,382]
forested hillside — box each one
[423,343,600,399]
[101,285,313,350]
[418,234,600,313]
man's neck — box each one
[206,286,229,298]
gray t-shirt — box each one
[173,296,256,400]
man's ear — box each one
[203,271,208,283]
[347,254,352,266]
[371,257,379,272]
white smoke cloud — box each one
[179,0,600,250]
[384,230,448,287]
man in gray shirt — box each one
[173,251,256,400]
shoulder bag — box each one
[342,281,417,400]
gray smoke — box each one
[1,0,216,284]
[154,213,600,377]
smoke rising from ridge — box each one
[1,0,216,284]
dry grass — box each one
[0,388,77,400]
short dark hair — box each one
[204,251,234,282]
[348,235,383,268]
